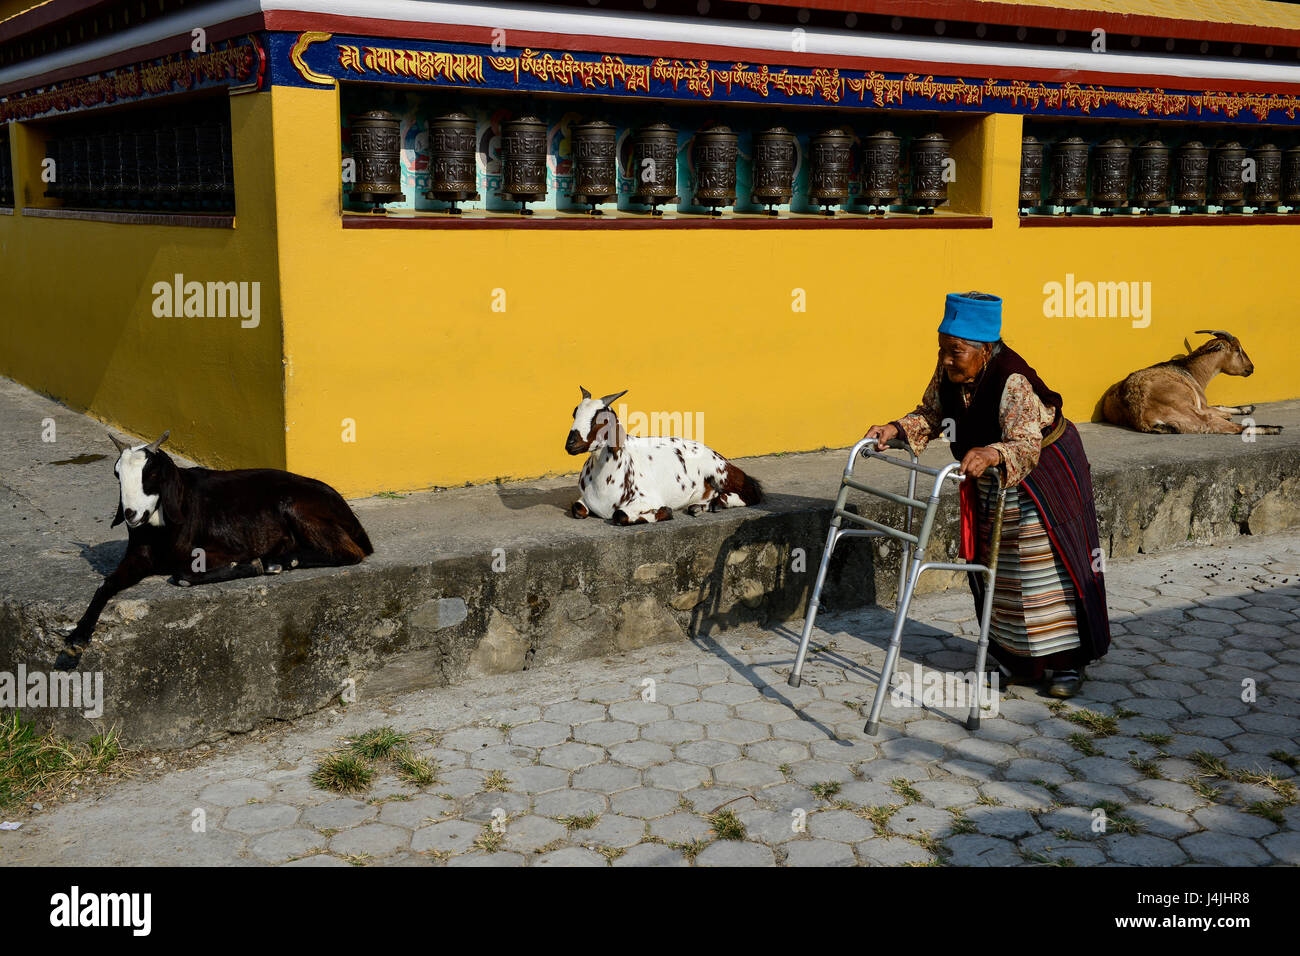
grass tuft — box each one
[1064,710,1118,737]
[311,751,374,794]
[707,808,747,841]
[559,812,599,831]
[347,727,409,761]
[1067,733,1102,757]
[890,778,923,804]
[0,715,129,811]
[809,781,842,801]
[393,750,438,788]
[482,770,510,792]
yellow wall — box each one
[4,84,1298,495]
[274,87,1300,497]
[0,92,286,468]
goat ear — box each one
[600,389,628,407]
[579,385,591,400]
[160,460,184,525]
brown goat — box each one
[1100,330,1283,435]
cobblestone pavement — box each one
[5,534,1299,867]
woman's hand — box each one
[959,446,1002,478]
[865,423,900,447]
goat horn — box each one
[1194,329,1231,339]
[145,430,171,452]
[579,385,591,400]
[108,432,130,453]
[600,390,628,407]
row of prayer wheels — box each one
[42,112,234,211]
[348,109,953,215]
[0,127,12,207]
[1022,135,1300,212]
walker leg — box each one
[967,564,997,731]
[789,524,839,688]
[865,557,922,735]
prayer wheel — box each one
[629,123,679,215]
[692,125,738,215]
[155,124,180,206]
[425,111,480,213]
[1132,140,1170,210]
[348,109,405,210]
[909,131,950,213]
[1174,141,1209,207]
[569,120,617,214]
[43,137,65,200]
[84,130,104,205]
[135,129,156,207]
[1250,143,1280,209]
[177,125,203,205]
[65,134,88,205]
[1283,146,1300,206]
[1210,141,1246,208]
[1091,138,1131,210]
[750,126,796,215]
[856,129,900,212]
[1018,135,1043,213]
[117,127,140,205]
[197,120,225,206]
[1049,136,1089,208]
[497,115,548,215]
[808,128,852,215]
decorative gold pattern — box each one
[290,32,336,87]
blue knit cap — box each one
[938,292,1002,342]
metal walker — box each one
[788,437,1008,735]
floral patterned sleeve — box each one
[891,363,945,455]
[988,373,1056,488]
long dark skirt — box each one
[967,421,1111,677]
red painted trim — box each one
[0,14,265,98]
[341,211,995,229]
[1020,213,1300,225]
[752,0,1300,49]
[260,11,1300,95]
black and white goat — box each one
[56,430,373,670]
[565,387,762,524]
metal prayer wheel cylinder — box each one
[1049,136,1089,207]
[909,131,950,211]
[1018,135,1043,210]
[808,128,852,214]
[197,120,225,201]
[177,125,203,203]
[569,120,617,212]
[118,128,140,203]
[348,109,405,209]
[155,125,180,205]
[1210,141,1247,207]
[629,123,679,214]
[43,138,64,199]
[134,130,156,205]
[1175,141,1208,206]
[425,111,479,213]
[1250,143,1281,208]
[1284,146,1300,205]
[102,130,126,202]
[64,134,87,204]
[497,116,548,214]
[84,131,104,203]
[856,130,900,209]
[1091,138,1131,208]
[1132,140,1170,209]
[692,125,738,214]
[750,126,796,213]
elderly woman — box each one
[865,292,1110,698]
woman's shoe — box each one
[1047,669,1083,698]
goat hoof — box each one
[265,563,283,574]
[1239,404,1256,415]
[54,649,80,672]
[171,575,192,588]
[687,505,706,517]
[611,509,631,526]
[571,501,589,519]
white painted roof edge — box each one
[4,0,1299,91]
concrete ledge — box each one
[2,376,1297,748]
